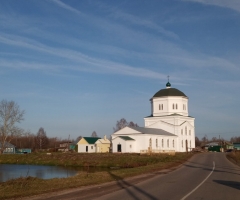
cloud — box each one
[182,0,240,13]
[0,34,166,80]
[98,4,179,40]
[50,0,82,15]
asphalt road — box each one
[97,152,240,200]
[26,153,240,200]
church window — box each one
[156,139,158,147]
[167,139,169,148]
[173,140,175,148]
[182,140,183,148]
[190,141,191,148]
[162,139,164,147]
[176,104,178,109]
[149,138,152,147]
[189,130,191,136]
[181,129,183,135]
[159,104,163,110]
[130,145,132,148]
[173,104,174,109]
[185,127,187,135]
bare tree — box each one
[0,100,24,153]
[91,131,98,137]
[36,127,48,149]
[128,121,139,128]
[195,136,201,147]
[113,118,138,132]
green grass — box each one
[0,152,193,199]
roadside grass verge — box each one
[0,153,193,199]
[226,151,240,167]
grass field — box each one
[0,152,193,199]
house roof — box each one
[83,137,101,144]
[119,136,135,141]
[128,126,176,136]
[97,139,111,144]
[0,142,15,148]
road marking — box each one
[180,161,215,200]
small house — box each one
[233,143,240,150]
[16,148,32,154]
[0,142,16,154]
[77,137,100,153]
[95,135,111,153]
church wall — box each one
[112,134,178,153]
[112,137,136,153]
[152,96,188,117]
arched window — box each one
[149,138,152,147]
[156,139,158,147]
[189,130,191,136]
[182,140,183,148]
[173,104,174,109]
[176,104,178,109]
[185,127,187,135]
[159,104,163,110]
[181,129,183,135]
[173,140,175,148]
[162,139,164,147]
[167,139,169,148]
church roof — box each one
[145,114,194,118]
[119,136,135,141]
[130,127,176,136]
[153,88,187,98]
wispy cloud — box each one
[50,0,179,40]
[97,3,179,40]
[50,0,82,15]
[182,0,240,13]
[0,34,166,80]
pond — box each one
[0,164,78,182]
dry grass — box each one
[226,151,240,167]
[0,152,193,199]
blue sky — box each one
[1,0,240,140]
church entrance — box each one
[117,144,122,152]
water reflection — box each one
[0,164,78,182]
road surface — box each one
[26,152,240,200]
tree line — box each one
[195,135,240,147]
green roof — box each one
[83,137,101,144]
[153,88,187,98]
[119,136,135,141]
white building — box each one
[111,81,195,153]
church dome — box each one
[153,88,187,98]
[166,82,171,88]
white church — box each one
[111,81,195,153]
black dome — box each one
[153,88,187,98]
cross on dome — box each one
[166,75,171,89]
